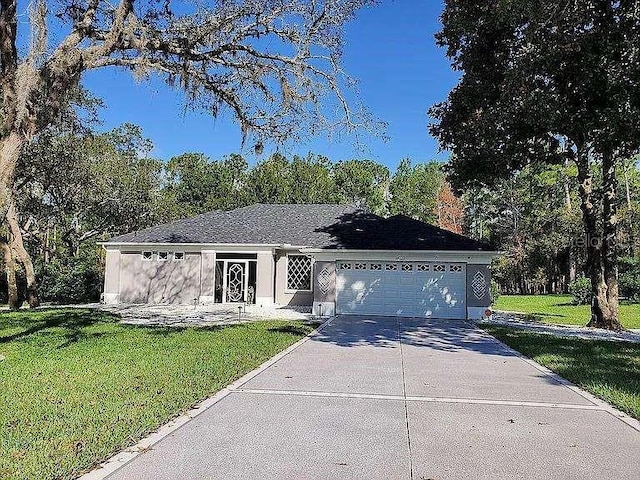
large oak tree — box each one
[431,0,640,330]
[0,0,375,308]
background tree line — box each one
[3,119,640,307]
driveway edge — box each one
[78,317,334,480]
[474,323,640,433]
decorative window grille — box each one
[141,251,153,261]
[370,263,382,271]
[385,263,398,271]
[174,252,185,261]
[402,263,413,272]
[318,267,332,295]
[158,251,169,261]
[433,264,446,272]
[449,264,463,272]
[355,262,367,270]
[287,255,312,290]
[417,264,429,272]
[339,262,352,270]
[472,271,487,299]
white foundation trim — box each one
[198,296,216,305]
[255,296,274,307]
[467,306,490,320]
[102,293,119,304]
[313,301,335,317]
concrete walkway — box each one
[480,311,640,343]
[105,316,640,480]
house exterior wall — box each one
[465,264,492,320]
[103,244,496,316]
[199,251,216,303]
[274,251,314,306]
[312,261,336,317]
[119,251,202,304]
[255,252,275,306]
[103,250,121,303]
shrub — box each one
[619,256,640,302]
[38,248,103,304]
[569,276,591,305]
[490,279,500,304]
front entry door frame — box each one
[222,260,250,303]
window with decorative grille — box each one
[287,255,312,290]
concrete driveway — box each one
[105,316,640,480]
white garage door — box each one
[336,261,466,319]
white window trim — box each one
[173,252,185,261]
[285,254,314,293]
[141,251,153,261]
[157,251,169,261]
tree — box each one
[436,180,463,234]
[389,159,444,224]
[431,1,640,330]
[333,159,390,214]
[289,154,337,204]
[246,153,293,204]
[0,0,375,308]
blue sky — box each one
[82,2,455,171]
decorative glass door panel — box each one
[226,262,246,302]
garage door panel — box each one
[336,261,466,319]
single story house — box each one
[102,204,499,319]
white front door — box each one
[225,261,248,303]
[336,261,466,319]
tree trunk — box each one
[6,199,39,307]
[588,149,621,330]
[575,146,622,330]
[623,164,634,256]
[1,238,19,309]
[0,131,22,216]
[0,130,41,308]
[564,158,577,286]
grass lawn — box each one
[0,309,313,480]
[494,294,640,329]
[485,326,640,420]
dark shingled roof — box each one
[107,203,493,251]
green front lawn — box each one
[485,326,640,420]
[494,294,640,329]
[0,309,313,480]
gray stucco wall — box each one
[312,261,336,316]
[200,251,216,300]
[119,251,202,304]
[275,252,314,306]
[256,252,275,305]
[103,250,121,300]
[466,264,492,307]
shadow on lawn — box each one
[268,325,311,336]
[0,309,117,345]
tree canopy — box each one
[0,0,380,308]
[431,0,640,330]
